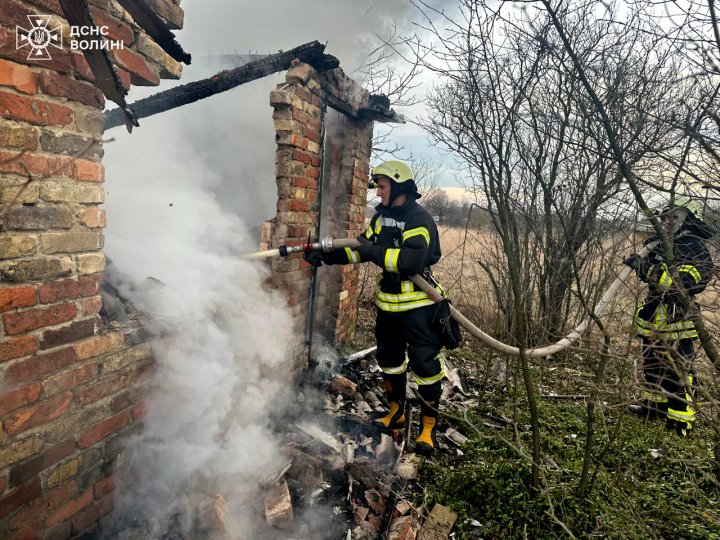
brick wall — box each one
[262,62,373,368]
[0,0,182,537]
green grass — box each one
[420,399,720,539]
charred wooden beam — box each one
[115,0,191,64]
[104,41,339,131]
[58,0,137,130]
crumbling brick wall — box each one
[0,1,183,537]
[262,62,373,369]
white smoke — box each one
[102,1,428,536]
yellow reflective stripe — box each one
[401,280,414,294]
[375,297,436,312]
[402,227,430,245]
[413,361,445,386]
[381,357,408,375]
[374,219,382,234]
[678,264,701,284]
[384,248,400,272]
[667,408,696,422]
[659,265,673,288]
[344,247,361,263]
[365,227,373,239]
[645,264,656,281]
[376,289,431,303]
[641,390,668,403]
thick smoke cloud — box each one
[102,1,422,536]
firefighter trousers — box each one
[641,337,696,431]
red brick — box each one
[5,347,76,384]
[290,133,308,149]
[39,280,80,304]
[289,200,309,212]
[41,316,100,350]
[9,438,75,486]
[42,362,97,396]
[80,296,102,316]
[4,392,72,437]
[3,303,77,335]
[45,521,71,540]
[8,526,40,540]
[93,475,114,499]
[111,48,160,86]
[0,478,41,519]
[291,177,308,188]
[0,91,72,126]
[78,207,106,228]
[115,68,131,91]
[0,60,37,94]
[72,493,113,533]
[75,366,143,405]
[307,191,318,202]
[88,7,134,45]
[25,0,63,15]
[130,401,145,421]
[302,126,320,140]
[0,0,34,28]
[78,274,102,297]
[70,54,93,81]
[72,332,124,361]
[0,150,72,178]
[292,149,312,165]
[46,487,92,528]
[37,71,104,109]
[306,168,320,179]
[0,336,40,363]
[0,383,42,415]
[78,411,130,449]
[72,160,104,182]
[43,480,78,514]
[0,286,37,313]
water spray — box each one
[244,237,657,358]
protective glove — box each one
[623,253,643,272]
[303,250,326,268]
[354,237,382,266]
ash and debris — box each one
[98,266,480,539]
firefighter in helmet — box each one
[624,197,714,436]
[305,160,446,456]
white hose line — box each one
[335,238,654,358]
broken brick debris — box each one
[263,479,294,529]
[419,504,458,540]
[331,374,359,396]
[387,516,421,540]
[284,445,325,488]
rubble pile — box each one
[252,351,477,540]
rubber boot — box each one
[627,400,667,420]
[666,418,691,438]
[415,382,441,457]
[373,373,406,431]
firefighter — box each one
[305,160,446,456]
[624,197,714,437]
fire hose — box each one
[247,237,656,358]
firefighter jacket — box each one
[634,216,714,340]
[326,198,444,312]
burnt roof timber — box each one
[104,41,340,131]
[58,0,138,130]
[115,0,191,64]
